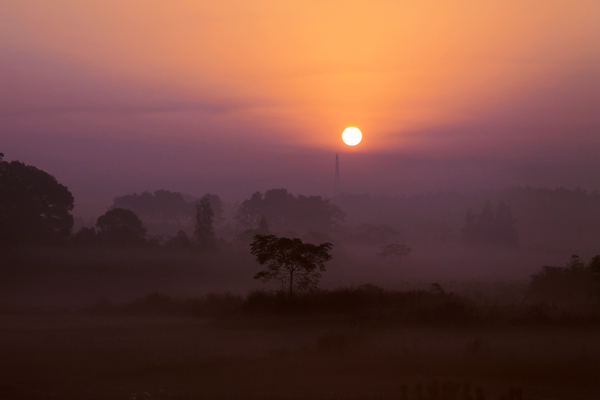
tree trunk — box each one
[289,269,294,297]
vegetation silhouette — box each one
[4,151,600,398]
[461,201,519,248]
[0,153,74,246]
[111,190,224,235]
[251,234,333,297]
[163,229,193,249]
[194,194,217,250]
[528,254,600,306]
[70,226,98,247]
[96,208,147,246]
[236,215,271,243]
[236,188,345,234]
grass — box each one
[1,287,600,399]
[1,311,600,399]
[2,246,600,399]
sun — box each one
[342,127,362,146]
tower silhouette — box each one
[334,153,341,198]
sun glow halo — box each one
[342,127,362,146]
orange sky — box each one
[3,1,598,148]
[1,1,599,214]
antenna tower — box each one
[334,153,341,198]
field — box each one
[2,247,600,399]
[1,309,600,400]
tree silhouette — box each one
[112,190,195,234]
[528,254,600,302]
[0,156,74,245]
[195,194,216,249]
[251,234,333,297]
[96,208,146,246]
[589,255,600,274]
[70,227,98,246]
[236,189,344,234]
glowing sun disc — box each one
[342,127,362,146]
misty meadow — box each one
[2,153,600,400]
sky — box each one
[1,1,599,217]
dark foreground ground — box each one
[1,312,599,400]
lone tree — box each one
[250,234,333,297]
[195,194,216,249]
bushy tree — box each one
[0,155,74,245]
[96,208,146,246]
[251,234,333,297]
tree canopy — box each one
[251,234,333,297]
[0,156,74,245]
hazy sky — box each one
[1,1,599,217]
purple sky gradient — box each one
[1,2,599,218]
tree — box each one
[0,156,74,245]
[589,255,600,275]
[201,193,225,227]
[195,194,216,249]
[96,208,146,246]
[251,234,333,297]
[257,216,270,235]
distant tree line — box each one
[236,188,345,235]
[461,201,519,248]
[112,190,223,235]
[336,187,600,250]
[528,254,600,306]
[0,154,345,251]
